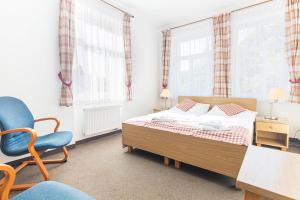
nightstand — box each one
[255,116,289,151]
[153,108,163,113]
[153,108,169,113]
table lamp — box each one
[160,89,170,110]
[265,88,285,120]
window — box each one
[169,20,214,101]
[73,0,125,105]
[231,1,289,101]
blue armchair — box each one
[0,97,73,190]
[0,164,94,200]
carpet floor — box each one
[11,133,299,200]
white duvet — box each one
[126,108,256,134]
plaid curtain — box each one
[161,30,171,89]
[213,13,231,97]
[58,0,75,107]
[286,0,300,103]
[123,14,132,101]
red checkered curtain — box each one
[286,0,300,103]
[213,13,231,97]
[161,30,171,89]
[123,14,132,101]
[58,0,75,107]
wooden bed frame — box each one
[122,96,257,179]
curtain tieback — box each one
[289,79,300,84]
[58,72,72,87]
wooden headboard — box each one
[178,96,257,111]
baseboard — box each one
[5,130,121,167]
[76,129,121,145]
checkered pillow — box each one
[176,99,197,111]
[217,104,246,116]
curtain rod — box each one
[97,0,134,18]
[169,0,272,30]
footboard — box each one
[122,123,247,178]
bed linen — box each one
[125,110,255,146]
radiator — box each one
[83,105,121,136]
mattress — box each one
[124,110,255,146]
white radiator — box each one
[83,105,121,136]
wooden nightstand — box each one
[255,116,289,151]
[153,108,169,113]
[153,108,163,113]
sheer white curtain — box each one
[169,20,214,103]
[73,0,125,105]
[231,1,289,101]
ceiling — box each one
[116,0,269,28]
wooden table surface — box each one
[237,145,300,200]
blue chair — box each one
[0,97,73,190]
[0,164,94,200]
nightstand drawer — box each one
[256,122,288,134]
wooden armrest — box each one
[34,117,60,132]
[0,164,15,200]
[0,128,37,146]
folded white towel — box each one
[196,121,230,131]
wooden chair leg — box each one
[11,183,36,191]
[0,165,15,199]
[14,161,30,173]
[10,151,49,191]
[27,147,69,165]
[43,146,68,163]
[2,147,69,191]
[30,148,49,181]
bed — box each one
[122,96,257,179]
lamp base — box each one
[264,116,278,120]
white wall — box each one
[122,17,160,120]
[0,0,160,162]
[0,0,74,163]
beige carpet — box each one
[11,133,247,199]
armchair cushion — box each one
[12,181,95,200]
[0,97,34,133]
[0,97,35,155]
[1,131,72,156]
[0,96,73,156]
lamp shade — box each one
[160,89,170,98]
[268,88,285,101]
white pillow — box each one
[206,106,227,116]
[206,105,257,121]
[233,110,258,122]
[187,103,210,116]
[164,106,186,114]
